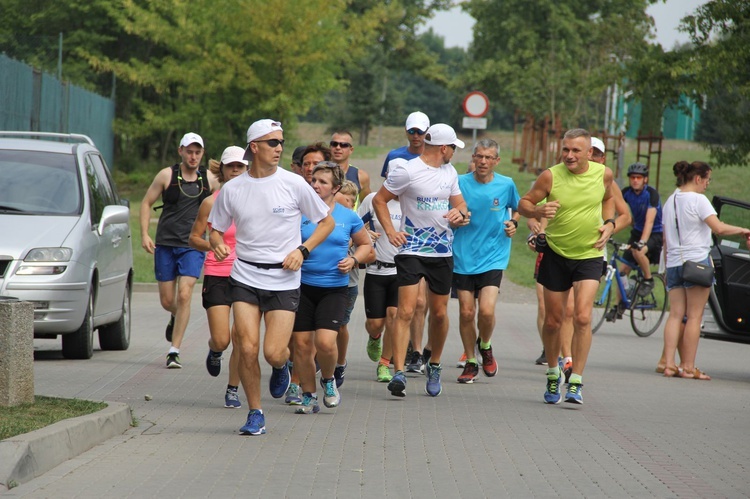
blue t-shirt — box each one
[380,146,419,178]
[452,173,520,274]
[622,185,663,233]
[300,203,364,287]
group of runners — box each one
[140,111,670,435]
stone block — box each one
[0,299,34,407]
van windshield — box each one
[0,150,81,215]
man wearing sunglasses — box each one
[373,123,469,398]
[208,119,334,436]
[330,130,370,204]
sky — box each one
[422,0,707,51]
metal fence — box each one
[0,54,115,167]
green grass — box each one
[0,397,107,441]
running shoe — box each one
[269,362,291,399]
[295,392,320,414]
[165,314,175,342]
[205,350,222,377]
[376,364,392,383]
[366,335,382,362]
[638,278,655,297]
[544,368,563,404]
[477,340,497,377]
[406,351,424,373]
[535,349,548,366]
[456,352,467,368]
[166,352,181,369]
[562,358,573,383]
[239,409,266,435]
[565,382,584,404]
[224,388,241,409]
[320,377,341,408]
[388,371,407,397]
[457,362,479,384]
[334,361,347,388]
[425,363,443,396]
[284,383,302,405]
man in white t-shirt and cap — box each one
[209,119,334,436]
[372,123,469,398]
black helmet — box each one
[627,162,648,177]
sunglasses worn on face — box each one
[330,141,352,149]
[447,144,457,150]
[407,128,426,135]
[254,139,285,148]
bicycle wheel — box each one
[630,273,668,337]
[592,276,612,334]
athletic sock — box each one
[467,357,478,366]
[479,339,491,350]
[379,356,390,366]
[168,347,179,354]
[569,373,583,385]
[546,366,562,379]
[227,385,238,391]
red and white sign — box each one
[462,91,490,118]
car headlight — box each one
[16,248,72,275]
[24,248,73,262]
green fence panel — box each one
[0,55,33,130]
[68,85,115,167]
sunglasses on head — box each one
[253,139,285,148]
[407,128,426,136]
[329,141,352,149]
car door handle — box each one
[111,235,122,247]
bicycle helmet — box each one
[627,162,649,177]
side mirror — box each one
[98,205,130,236]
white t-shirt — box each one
[208,168,329,290]
[383,157,461,257]
[358,192,401,276]
[662,189,716,268]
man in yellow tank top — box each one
[518,128,615,406]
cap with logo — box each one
[405,111,430,132]
[180,132,204,148]
[424,124,465,149]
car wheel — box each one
[99,281,131,351]
[62,291,94,359]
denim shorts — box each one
[666,256,714,291]
[154,246,205,281]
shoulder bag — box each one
[674,195,714,287]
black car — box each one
[701,196,750,342]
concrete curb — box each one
[0,401,131,487]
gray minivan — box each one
[0,132,133,359]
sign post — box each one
[461,91,490,149]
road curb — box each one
[0,401,131,488]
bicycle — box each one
[591,239,668,337]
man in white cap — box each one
[140,132,219,369]
[378,111,432,375]
[208,119,334,436]
[372,123,469,398]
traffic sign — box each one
[462,117,487,130]
[462,91,490,118]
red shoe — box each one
[563,358,573,383]
[478,343,498,377]
[456,352,468,368]
[457,362,479,383]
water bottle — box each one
[627,276,637,298]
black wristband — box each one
[350,256,359,268]
[604,218,616,230]
[509,219,518,228]
[297,245,310,260]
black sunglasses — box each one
[447,144,457,150]
[407,128,426,135]
[330,141,352,149]
[254,139,285,148]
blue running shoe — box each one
[320,377,341,408]
[295,392,320,414]
[206,350,222,377]
[565,382,584,404]
[269,362,291,399]
[425,363,443,396]
[544,368,564,404]
[285,383,302,405]
[334,361,347,388]
[224,388,241,409]
[239,409,266,435]
[388,371,407,397]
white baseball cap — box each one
[405,111,430,132]
[424,124,465,149]
[179,132,204,148]
[246,119,283,143]
[220,146,248,166]
[591,137,605,154]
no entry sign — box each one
[462,91,490,118]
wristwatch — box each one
[509,219,518,228]
[297,245,310,260]
[604,218,616,230]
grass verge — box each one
[0,397,107,441]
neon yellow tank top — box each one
[546,162,605,259]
